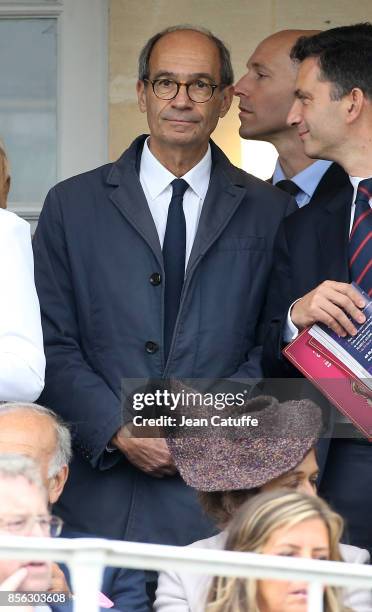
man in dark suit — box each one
[32,25,294,558]
[234,29,350,205]
[262,24,372,552]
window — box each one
[0,17,58,210]
[0,0,108,227]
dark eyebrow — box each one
[295,89,313,99]
[250,61,271,73]
[152,71,215,82]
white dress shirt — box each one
[139,138,211,269]
[284,175,372,341]
[0,209,45,400]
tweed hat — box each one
[167,392,322,492]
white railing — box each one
[0,536,372,611]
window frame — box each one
[0,0,108,224]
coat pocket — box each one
[216,236,266,251]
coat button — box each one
[145,341,159,354]
[149,273,161,286]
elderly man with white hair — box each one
[0,403,149,611]
[0,453,63,611]
[0,454,130,612]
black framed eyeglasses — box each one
[144,78,220,103]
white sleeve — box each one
[341,544,372,612]
[154,570,191,612]
[344,587,372,612]
[0,211,45,401]
[283,299,301,343]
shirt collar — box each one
[273,159,333,198]
[182,146,211,200]
[140,137,211,199]
[349,175,372,204]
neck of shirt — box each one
[139,138,212,268]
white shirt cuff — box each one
[283,300,301,343]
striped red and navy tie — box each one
[349,178,372,297]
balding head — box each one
[260,29,321,56]
[0,403,71,503]
[235,29,320,143]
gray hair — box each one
[138,24,234,86]
[0,403,72,478]
[0,454,44,491]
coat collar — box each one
[106,135,163,266]
[185,145,247,275]
[105,135,248,273]
[311,162,352,208]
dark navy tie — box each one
[276,179,301,197]
[349,178,372,296]
[163,178,189,360]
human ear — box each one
[48,465,69,504]
[219,85,234,118]
[345,88,364,123]
[136,79,147,113]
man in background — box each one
[234,29,350,206]
[263,24,372,552]
[0,454,55,609]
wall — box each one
[109,0,372,166]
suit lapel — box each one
[106,137,163,267]
[316,182,352,281]
[105,137,251,276]
[186,164,246,276]
[311,162,351,206]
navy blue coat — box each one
[261,162,353,472]
[33,135,294,546]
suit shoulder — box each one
[40,163,115,220]
[228,163,282,192]
[50,162,113,196]
[211,142,292,208]
[226,164,294,212]
[315,162,350,192]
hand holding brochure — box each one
[283,284,372,439]
[308,284,372,391]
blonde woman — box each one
[155,396,371,611]
[207,490,349,612]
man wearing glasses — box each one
[0,454,62,609]
[0,454,127,611]
[33,25,294,564]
